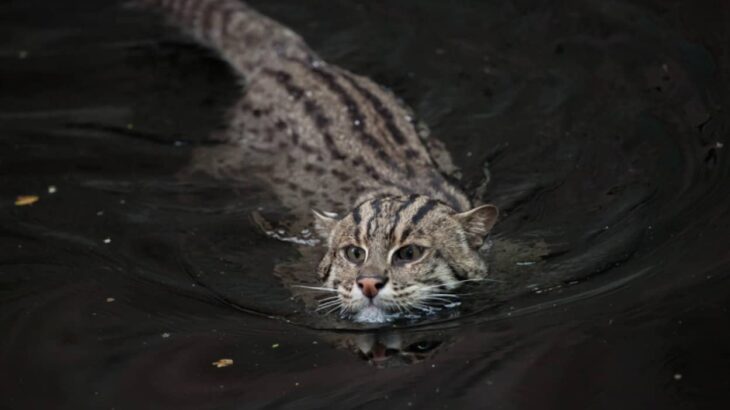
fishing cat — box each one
[139,0,499,323]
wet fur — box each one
[138,0,499,321]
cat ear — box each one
[454,204,499,248]
[312,209,339,240]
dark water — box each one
[2,0,729,408]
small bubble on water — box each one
[103,238,111,244]
[674,373,682,381]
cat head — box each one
[313,195,498,322]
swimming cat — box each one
[139,0,499,322]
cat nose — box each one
[356,275,388,299]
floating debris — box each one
[161,332,170,338]
[18,50,28,59]
[15,195,39,206]
[212,358,234,368]
[271,343,280,349]
[103,238,111,244]
[106,297,115,303]
[47,185,57,194]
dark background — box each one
[1,0,729,408]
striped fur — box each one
[139,0,469,215]
[138,0,499,322]
[314,195,498,322]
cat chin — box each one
[353,305,390,323]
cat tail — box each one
[133,0,313,77]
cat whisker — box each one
[316,298,341,306]
[316,295,340,303]
[316,300,341,309]
[316,300,342,311]
[340,304,352,316]
[421,297,457,305]
[322,304,344,316]
[292,285,338,292]
[384,299,405,315]
[422,294,456,300]
[452,278,504,285]
[403,300,429,314]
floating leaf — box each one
[212,358,234,368]
[15,195,39,206]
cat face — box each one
[314,195,498,322]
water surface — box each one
[1,0,729,408]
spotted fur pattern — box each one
[139,0,499,322]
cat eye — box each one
[343,245,366,264]
[392,244,426,264]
